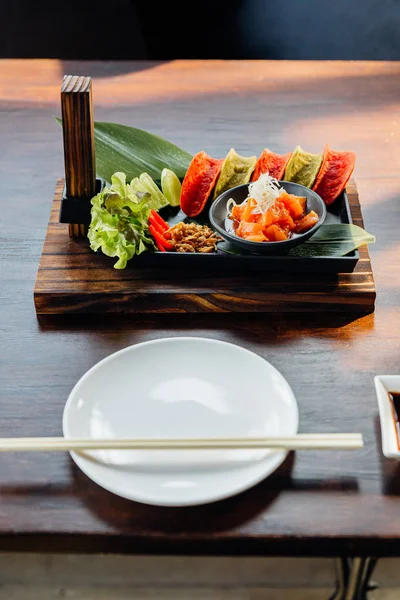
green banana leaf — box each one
[289,224,375,257]
[219,224,375,258]
[56,119,192,184]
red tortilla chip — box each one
[251,149,292,182]
[180,151,224,217]
[312,145,356,206]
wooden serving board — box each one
[34,179,376,314]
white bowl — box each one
[374,375,400,459]
[63,337,299,506]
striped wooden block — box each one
[33,179,376,314]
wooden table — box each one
[1,59,400,599]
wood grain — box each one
[1,59,400,557]
[33,180,376,314]
[61,75,95,238]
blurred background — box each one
[1,0,400,60]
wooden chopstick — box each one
[0,434,364,452]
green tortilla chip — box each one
[284,145,323,188]
[213,148,257,199]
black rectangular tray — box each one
[135,190,358,274]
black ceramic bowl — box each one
[209,180,327,255]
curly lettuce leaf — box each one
[88,172,154,269]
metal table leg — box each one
[330,557,378,600]
[331,558,350,600]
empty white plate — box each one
[63,337,299,506]
[375,375,400,459]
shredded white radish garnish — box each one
[226,198,236,213]
[226,172,283,216]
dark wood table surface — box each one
[1,59,400,557]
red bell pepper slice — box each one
[149,214,166,235]
[150,209,169,232]
[155,239,166,252]
[148,224,174,251]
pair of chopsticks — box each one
[0,433,363,452]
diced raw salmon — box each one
[246,233,268,242]
[231,204,245,221]
[264,224,288,241]
[236,221,264,238]
[241,197,257,221]
[296,196,307,212]
[295,210,319,233]
[276,203,295,230]
[279,191,306,219]
[262,203,283,227]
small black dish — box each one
[209,180,327,255]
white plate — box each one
[63,337,299,506]
[375,375,400,459]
